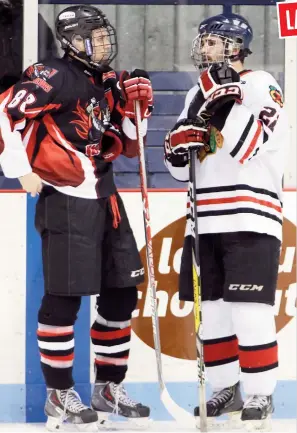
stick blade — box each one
[161,387,196,428]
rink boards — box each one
[0,190,295,423]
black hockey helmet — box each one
[55,5,118,70]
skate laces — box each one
[244,395,269,409]
[209,387,233,406]
[60,388,88,414]
[111,383,137,410]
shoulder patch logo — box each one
[269,85,284,107]
[26,64,58,82]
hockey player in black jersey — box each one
[0,5,153,430]
[164,12,289,431]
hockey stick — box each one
[189,148,207,432]
[134,100,195,427]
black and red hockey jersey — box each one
[0,56,146,198]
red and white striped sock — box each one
[37,323,75,389]
[91,313,131,383]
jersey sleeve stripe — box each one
[239,120,263,164]
[230,114,254,158]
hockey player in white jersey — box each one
[164,12,289,430]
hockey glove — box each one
[198,63,243,116]
[119,69,154,119]
[100,124,123,162]
[85,124,123,162]
[168,118,207,155]
[164,132,189,167]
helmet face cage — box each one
[191,32,243,70]
[85,25,117,67]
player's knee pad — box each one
[38,293,82,326]
[97,286,138,322]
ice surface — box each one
[0,420,295,432]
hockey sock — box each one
[91,313,131,383]
[37,323,75,389]
[202,299,240,389]
[232,302,278,396]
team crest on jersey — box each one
[269,85,283,108]
[199,126,224,162]
[71,98,111,156]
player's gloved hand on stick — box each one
[167,118,207,155]
[119,69,154,119]
[164,118,207,167]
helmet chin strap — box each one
[69,49,110,73]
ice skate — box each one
[241,395,274,432]
[194,381,243,429]
[91,381,150,429]
[45,387,98,431]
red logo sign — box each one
[277,1,297,38]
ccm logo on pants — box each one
[131,268,145,277]
[229,284,264,291]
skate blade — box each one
[195,411,242,431]
[97,412,151,431]
[226,411,244,430]
[46,416,98,432]
[241,416,272,432]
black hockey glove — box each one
[198,63,243,116]
[164,132,189,167]
[85,124,123,162]
[168,118,207,155]
[164,118,207,166]
[100,125,124,162]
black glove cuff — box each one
[166,152,189,167]
[209,100,235,131]
[130,68,150,80]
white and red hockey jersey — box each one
[165,70,289,242]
